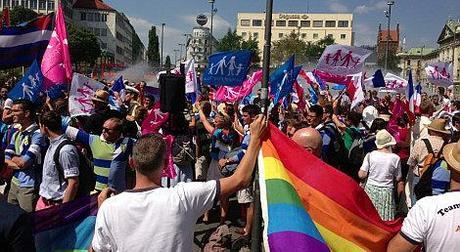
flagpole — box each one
[251,0,273,251]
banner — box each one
[185,58,198,93]
[8,59,43,103]
[425,62,453,86]
[316,45,372,76]
[141,102,169,135]
[214,70,262,102]
[203,50,252,86]
[384,73,407,89]
[348,72,364,109]
[274,66,301,105]
[69,73,105,116]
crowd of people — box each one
[0,73,460,250]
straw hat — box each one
[443,141,460,173]
[125,85,139,95]
[91,89,109,104]
[375,129,396,149]
[426,118,450,135]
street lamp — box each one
[208,0,216,55]
[161,23,165,69]
[173,49,179,67]
[178,43,185,64]
[384,1,395,73]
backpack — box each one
[414,139,445,200]
[347,128,365,181]
[54,139,95,197]
[203,224,232,252]
[172,135,195,167]
[320,122,347,169]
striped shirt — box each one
[5,123,46,188]
[66,127,134,192]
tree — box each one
[147,26,160,67]
[216,29,261,64]
[305,37,335,62]
[378,53,400,73]
[164,55,171,69]
[67,24,101,70]
[271,32,308,65]
[9,6,38,25]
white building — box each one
[186,26,217,71]
[236,12,354,62]
[437,19,460,84]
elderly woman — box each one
[358,129,404,221]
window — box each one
[288,20,299,27]
[101,28,107,36]
[300,20,310,27]
[338,21,349,27]
[94,28,100,36]
[340,34,346,39]
[2,0,10,8]
[47,0,54,10]
[21,0,29,7]
[252,19,262,27]
[80,12,86,21]
[313,21,323,27]
[279,33,283,38]
[327,34,333,39]
[253,32,259,39]
[95,13,101,22]
[30,0,37,9]
[276,20,286,27]
[325,21,336,27]
[301,33,307,39]
[241,32,247,38]
[313,33,318,39]
[116,46,123,55]
[38,0,45,10]
[102,14,108,22]
[87,13,94,21]
[11,0,19,7]
[240,19,250,26]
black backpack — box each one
[346,128,365,181]
[320,122,347,169]
[54,139,95,197]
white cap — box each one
[3,98,13,109]
[125,86,139,94]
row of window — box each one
[86,27,108,37]
[241,32,347,40]
[240,19,349,28]
[80,12,108,22]
[3,0,53,10]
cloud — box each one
[354,23,376,46]
[354,1,388,15]
[182,13,232,38]
[328,1,349,13]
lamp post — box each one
[178,43,185,64]
[173,49,179,67]
[183,33,191,61]
[208,0,216,55]
[161,23,165,69]
[384,1,394,73]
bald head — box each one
[292,127,323,157]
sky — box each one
[104,0,460,60]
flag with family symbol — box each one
[8,59,43,103]
[203,50,252,86]
[316,45,372,76]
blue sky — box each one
[104,0,460,59]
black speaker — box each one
[159,73,186,113]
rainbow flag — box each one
[258,124,402,251]
[33,195,98,251]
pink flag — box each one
[316,44,371,76]
[214,70,262,102]
[141,102,169,135]
[162,135,177,179]
[312,69,353,86]
[41,3,72,90]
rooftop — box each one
[379,30,398,42]
[73,0,114,11]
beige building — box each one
[236,12,354,61]
[437,19,460,84]
[398,47,438,84]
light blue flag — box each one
[270,55,295,96]
[203,50,252,86]
[8,59,43,103]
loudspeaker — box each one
[159,73,186,113]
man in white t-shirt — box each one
[91,115,267,252]
[388,139,460,251]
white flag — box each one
[317,45,372,76]
[69,73,105,116]
[348,72,364,110]
[425,62,453,87]
[384,73,407,89]
[185,59,198,94]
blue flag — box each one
[203,50,252,86]
[308,85,318,105]
[8,59,43,103]
[372,69,385,88]
[273,66,301,105]
[332,84,347,90]
[110,76,125,93]
[313,72,327,90]
[270,55,295,96]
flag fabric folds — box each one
[259,124,402,252]
[425,62,453,86]
[141,102,169,135]
[8,59,43,103]
[33,195,98,251]
[348,73,365,109]
[69,73,105,116]
[363,69,385,88]
[273,66,301,105]
[0,14,53,69]
[384,73,407,89]
[270,55,295,96]
[316,45,372,76]
[214,70,263,102]
[41,3,72,93]
[202,50,252,86]
[406,70,415,113]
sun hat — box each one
[362,105,378,128]
[91,89,109,104]
[443,140,460,173]
[426,118,450,135]
[375,129,397,149]
[125,85,139,94]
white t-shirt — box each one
[92,180,219,252]
[400,191,460,251]
[360,151,402,187]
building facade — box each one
[186,26,217,72]
[398,47,438,83]
[437,19,460,84]
[236,12,354,62]
[376,24,400,63]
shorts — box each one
[237,186,254,204]
[195,155,210,181]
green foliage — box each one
[378,53,401,72]
[67,24,101,67]
[147,26,160,67]
[164,55,171,69]
[216,29,260,64]
[8,6,38,25]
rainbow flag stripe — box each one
[258,124,402,252]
